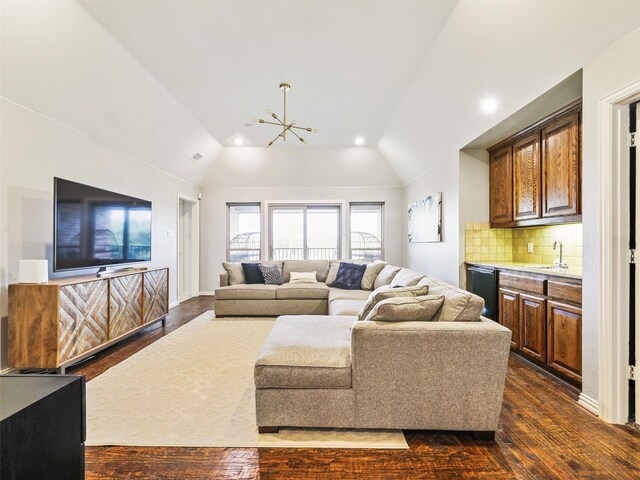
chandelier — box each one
[253,82,317,147]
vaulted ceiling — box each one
[3,0,640,187]
[76,0,457,148]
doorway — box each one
[178,196,200,303]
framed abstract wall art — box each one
[408,192,442,243]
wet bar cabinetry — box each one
[498,270,582,384]
[490,100,581,227]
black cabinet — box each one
[1,375,85,480]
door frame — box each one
[597,78,640,423]
[177,194,200,303]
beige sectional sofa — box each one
[214,259,512,437]
[215,259,485,319]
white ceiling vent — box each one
[191,152,203,163]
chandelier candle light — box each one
[253,83,317,147]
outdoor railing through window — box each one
[271,248,337,260]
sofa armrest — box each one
[219,272,229,287]
[351,318,511,431]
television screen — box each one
[54,178,152,271]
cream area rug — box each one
[86,311,408,449]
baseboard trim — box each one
[169,301,179,309]
[199,291,216,296]
[1,367,18,374]
[578,393,600,416]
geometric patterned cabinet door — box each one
[143,268,168,324]
[58,281,109,363]
[109,274,143,339]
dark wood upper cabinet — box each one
[488,100,581,227]
[541,112,580,217]
[489,145,513,226]
[513,132,541,221]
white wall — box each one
[0,99,198,370]
[200,147,405,292]
[204,147,403,188]
[379,0,640,184]
[403,150,489,288]
[458,150,490,287]
[1,0,221,186]
[404,156,460,285]
[581,28,640,404]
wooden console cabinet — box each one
[8,267,168,372]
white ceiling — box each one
[76,0,457,148]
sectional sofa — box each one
[214,259,512,437]
[215,259,487,319]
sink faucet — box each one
[553,241,568,269]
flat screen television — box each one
[54,178,152,272]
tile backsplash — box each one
[465,223,582,268]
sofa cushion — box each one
[332,262,367,290]
[428,285,484,321]
[390,268,425,288]
[241,263,264,284]
[358,284,429,321]
[255,315,355,389]
[259,264,284,285]
[283,260,329,283]
[222,262,245,285]
[329,299,366,316]
[364,295,445,322]
[329,288,371,303]
[373,264,402,289]
[360,260,387,290]
[276,283,330,300]
[215,284,278,300]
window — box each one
[350,203,384,261]
[269,204,341,260]
[227,203,261,262]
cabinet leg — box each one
[161,316,166,326]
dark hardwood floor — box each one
[70,296,640,480]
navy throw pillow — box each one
[241,263,264,284]
[332,262,367,290]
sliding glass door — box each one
[269,204,341,260]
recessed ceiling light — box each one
[354,136,365,146]
[480,97,499,114]
[231,137,245,146]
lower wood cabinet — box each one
[499,288,520,349]
[495,269,582,384]
[8,267,169,372]
[519,293,547,363]
[547,300,582,383]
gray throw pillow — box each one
[222,262,245,285]
[258,264,284,285]
[360,260,387,290]
[357,284,429,321]
[364,295,445,322]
